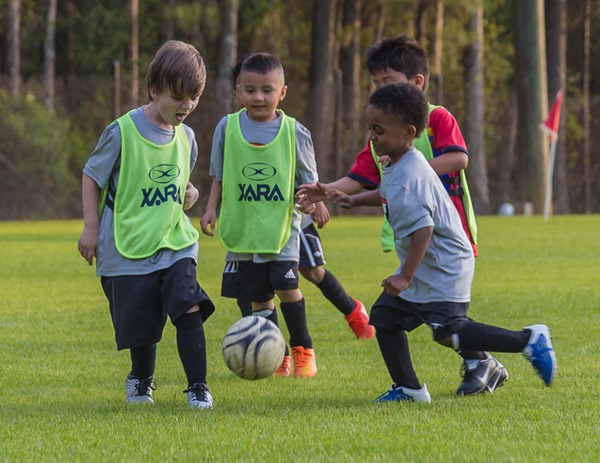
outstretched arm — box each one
[381,226,433,296]
[429,151,468,175]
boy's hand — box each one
[381,274,411,297]
[326,189,354,209]
[311,202,330,229]
[184,182,199,210]
[78,228,98,266]
[296,182,330,204]
[296,195,317,214]
[200,210,217,236]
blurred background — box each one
[0,0,597,220]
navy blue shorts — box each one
[299,223,326,268]
[369,291,470,341]
[100,258,215,350]
[236,260,299,303]
[221,260,242,299]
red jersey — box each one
[348,106,477,255]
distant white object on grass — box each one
[498,203,515,216]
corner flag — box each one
[540,90,564,140]
[541,90,564,221]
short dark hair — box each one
[240,52,285,81]
[365,35,430,90]
[146,40,206,101]
[369,83,429,137]
[232,54,251,89]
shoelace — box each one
[137,378,156,395]
[184,383,210,401]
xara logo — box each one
[140,184,182,207]
[238,183,285,202]
[149,164,181,184]
[242,163,277,181]
[141,164,183,207]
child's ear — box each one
[413,74,425,90]
[280,85,288,101]
[407,125,417,137]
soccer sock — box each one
[375,328,421,390]
[254,307,290,356]
[456,349,487,361]
[130,344,157,379]
[173,311,207,386]
[316,269,356,315]
[453,321,530,353]
[237,297,253,317]
[280,299,312,349]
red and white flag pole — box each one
[540,90,563,222]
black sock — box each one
[455,321,530,353]
[316,270,356,315]
[254,307,290,356]
[457,350,487,361]
[280,299,312,349]
[237,298,253,317]
[173,311,207,386]
[375,328,421,390]
[130,344,157,379]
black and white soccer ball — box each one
[222,316,286,380]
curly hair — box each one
[368,83,429,137]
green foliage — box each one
[0,90,86,219]
[1,216,599,461]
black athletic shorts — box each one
[221,260,242,299]
[369,291,470,341]
[236,260,299,303]
[100,258,215,350]
[299,223,326,268]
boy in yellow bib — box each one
[201,53,319,377]
[78,41,215,409]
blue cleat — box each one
[523,324,557,386]
[373,383,431,403]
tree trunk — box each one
[305,0,338,181]
[215,0,239,117]
[464,6,489,214]
[515,0,548,214]
[415,0,429,49]
[545,0,569,213]
[130,0,139,108]
[339,0,361,164]
[430,0,444,104]
[6,0,21,97]
[582,0,591,213]
[44,0,58,113]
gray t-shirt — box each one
[83,106,199,277]
[381,147,474,303]
[209,110,318,263]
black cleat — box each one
[456,357,508,396]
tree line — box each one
[0,0,598,220]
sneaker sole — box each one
[126,397,154,404]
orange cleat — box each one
[292,346,317,378]
[274,355,292,377]
[345,299,375,340]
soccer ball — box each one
[222,316,286,380]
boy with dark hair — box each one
[78,40,215,409]
[356,82,556,403]
[299,35,499,396]
[224,56,373,351]
[201,52,319,377]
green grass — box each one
[1,216,599,462]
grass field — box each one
[1,215,599,462]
